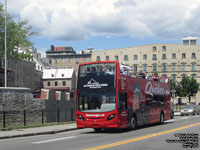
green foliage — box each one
[172,76,199,103]
[0,3,34,62]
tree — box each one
[178,76,199,103]
[0,3,34,63]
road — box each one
[0,116,199,150]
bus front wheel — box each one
[93,128,103,132]
[130,115,137,130]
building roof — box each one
[43,69,74,79]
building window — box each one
[105,56,109,61]
[182,63,186,71]
[143,54,147,60]
[69,58,73,63]
[62,58,65,63]
[191,40,197,45]
[182,53,186,59]
[171,74,176,82]
[96,56,100,61]
[55,81,58,86]
[153,64,157,72]
[83,58,87,63]
[76,58,80,63]
[152,54,157,60]
[143,64,147,72]
[47,82,51,86]
[69,64,73,68]
[124,55,128,61]
[133,55,138,60]
[162,64,167,72]
[192,63,196,71]
[153,46,156,51]
[162,46,166,51]
[162,54,167,60]
[115,55,119,61]
[192,53,196,58]
[134,65,138,72]
[181,74,186,79]
[172,63,176,71]
[191,74,196,79]
[63,81,66,86]
[172,53,176,59]
[55,58,58,64]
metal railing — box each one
[0,109,75,130]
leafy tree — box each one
[0,3,34,63]
[177,76,199,103]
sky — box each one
[1,0,200,57]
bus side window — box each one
[146,94,153,106]
[119,92,128,110]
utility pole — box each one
[4,0,7,87]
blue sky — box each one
[1,0,200,57]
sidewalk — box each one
[0,123,78,140]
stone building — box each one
[0,59,36,89]
[91,37,200,103]
[46,45,91,72]
[0,48,44,91]
[42,68,76,92]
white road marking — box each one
[32,136,77,144]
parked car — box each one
[180,105,200,116]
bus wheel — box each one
[93,128,102,132]
[130,115,137,130]
[160,113,165,124]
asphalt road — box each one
[0,116,199,150]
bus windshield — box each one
[77,62,116,91]
[77,92,116,112]
[79,63,115,77]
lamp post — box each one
[4,0,7,87]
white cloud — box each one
[2,0,200,41]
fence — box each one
[0,109,75,130]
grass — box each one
[0,121,75,131]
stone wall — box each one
[0,88,45,128]
[0,88,75,129]
[44,90,75,123]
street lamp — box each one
[4,0,7,87]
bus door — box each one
[118,92,128,127]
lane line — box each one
[32,136,77,144]
[82,122,200,150]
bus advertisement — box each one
[75,61,171,132]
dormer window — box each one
[62,74,64,77]
[51,74,54,77]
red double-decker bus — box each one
[75,61,171,132]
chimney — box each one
[51,45,54,51]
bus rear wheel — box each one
[130,115,137,130]
[160,112,165,124]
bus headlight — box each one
[107,113,116,121]
[77,114,85,121]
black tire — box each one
[130,115,137,130]
[171,112,174,119]
[93,128,102,132]
[160,112,165,124]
